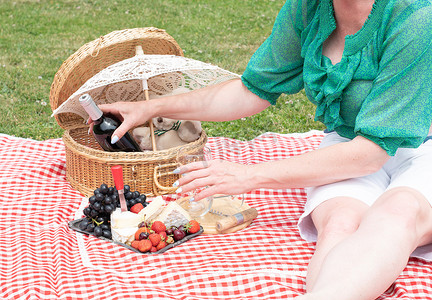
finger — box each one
[192,186,221,201]
[176,161,215,187]
[176,160,212,175]
[177,169,211,190]
[88,122,94,135]
[111,120,134,144]
[177,175,214,195]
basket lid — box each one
[49,27,184,130]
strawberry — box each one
[138,239,152,253]
[159,231,167,241]
[130,203,144,214]
[186,220,200,234]
[131,240,140,249]
[149,233,161,246]
[151,221,166,234]
[150,246,158,252]
[135,227,150,241]
[156,240,167,251]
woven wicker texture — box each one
[50,27,183,129]
[62,126,207,197]
[50,27,207,197]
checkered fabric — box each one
[1,131,431,299]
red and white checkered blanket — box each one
[1,131,431,299]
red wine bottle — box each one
[79,94,142,152]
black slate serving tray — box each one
[68,218,203,254]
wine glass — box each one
[213,194,245,210]
[207,193,245,219]
[175,146,213,217]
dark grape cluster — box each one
[79,183,148,239]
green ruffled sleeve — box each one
[241,0,318,105]
[355,2,432,156]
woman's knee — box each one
[371,187,424,226]
[312,197,367,240]
[368,187,432,243]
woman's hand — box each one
[173,159,253,201]
[92,101,151,143]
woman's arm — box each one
[176,135,390,200]
[98,79,270,141]
[248,135,389,188]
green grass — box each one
[0,0,324,141]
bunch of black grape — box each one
[79,183,148,239]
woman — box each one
[98,0,432,298]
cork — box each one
[216,208,258,232]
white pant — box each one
[298,132,432,261]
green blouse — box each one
[241,0,432,156]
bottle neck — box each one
[79,94,103,121]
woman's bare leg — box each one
[305,197,368,291]
[298,187,432,300]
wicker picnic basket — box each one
[49,27,207,197]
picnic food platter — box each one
[68,183,258,254]
[66,160,258,255]
[68,218,203,255]
[68,183,205,254]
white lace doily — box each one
[52,54,240,119]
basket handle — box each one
[153,163,179,195]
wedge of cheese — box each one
[156,201,192,228]
[138,196,165,223]
[111,227,137,245]
[110,208,144,245]
[111,208,144,229]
